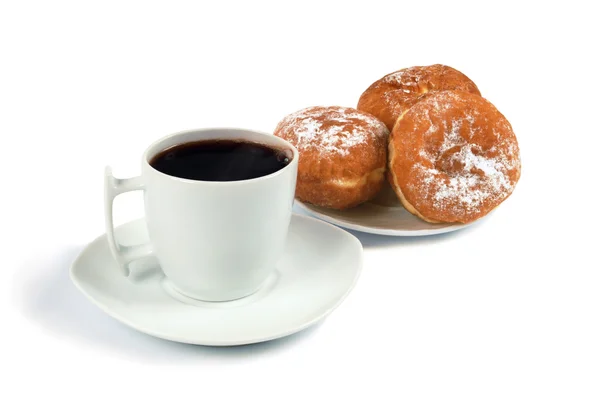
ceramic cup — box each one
[104,128,298,302]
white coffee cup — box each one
[104,128,298,302]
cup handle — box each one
[104,166,154,276]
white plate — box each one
[70,214,363,346]
[295,183,482,236]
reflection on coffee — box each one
[150,140,292,181]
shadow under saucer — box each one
[15,246,322,363]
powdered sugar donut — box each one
[358,64,481,131]
[274,106,389,209]
[388,91,521,223]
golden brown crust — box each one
[386,151,438,223]
[358,64,481,131]
[388,91,521,224]
[274,106,389,209]
[297,167,386,209]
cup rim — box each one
[141,127,299,185]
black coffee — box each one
[150,140,292,181]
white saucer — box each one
[296,183,482,236]
[70,214,363,346]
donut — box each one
[274,106,389,209]
[358,64,481,131]
[388,90,521,224]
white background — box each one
[2,1,598,397]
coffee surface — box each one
[150,140,292,181]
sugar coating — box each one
[275,106,388,157]
[395,90,521,221]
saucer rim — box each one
[69,213,363,346]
